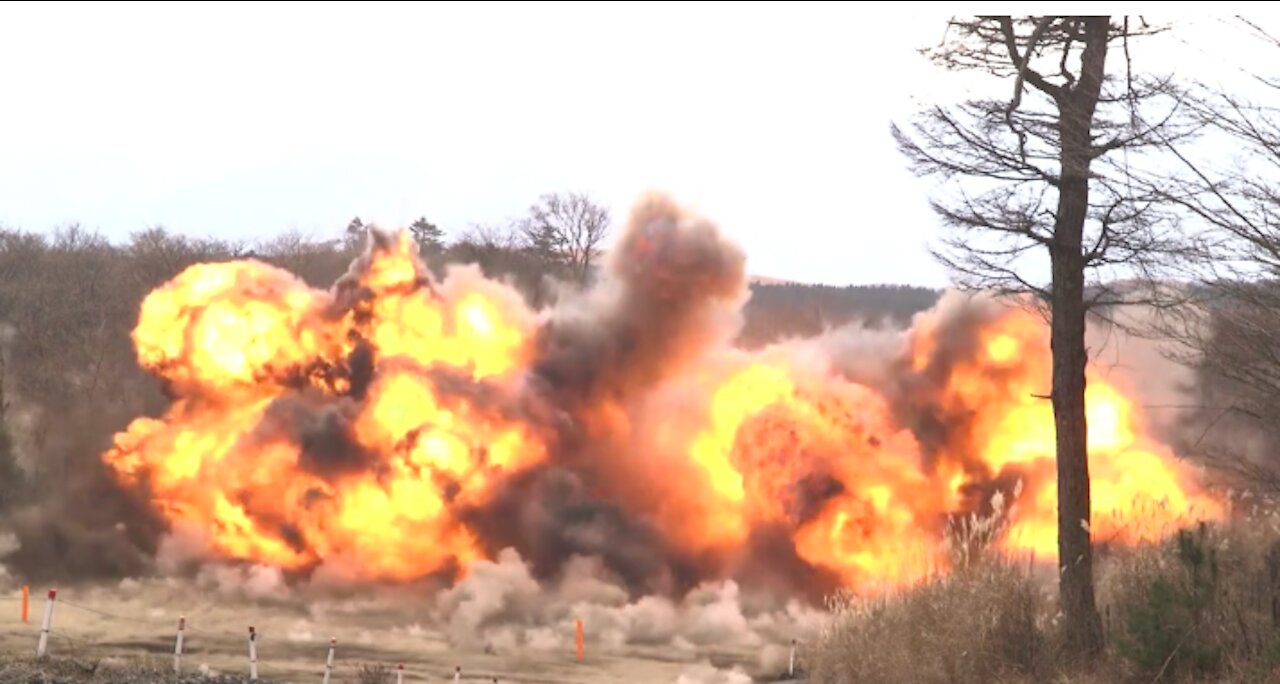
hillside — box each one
[738,282,942,348]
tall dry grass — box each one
[806,498,1069,684]
[806,497,1280,684]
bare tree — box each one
[453,222,523,266]
[441,223,556,305]
[1145,22,1280,494]
[1159,281,1280,495]
[344,216,367,252]
[892,16,1195,655]
[517,192,611,284]
[0,318,20,511]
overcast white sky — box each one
[1,4,1277,286]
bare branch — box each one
[517,192,611,285]
[999,16,1063,103]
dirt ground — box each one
[0,624,763,683]
[0,580,803,684]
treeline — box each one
[739,282,941,347]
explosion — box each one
[106,232,545,581]
[102,194,1224,597]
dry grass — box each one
[807,501,1280,684]
[354,663,393,684]
[0,654,272,682]
[806,558,1066,684]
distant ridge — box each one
[747,275,796,285]
[737,280,944,348]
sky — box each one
[1,4,1278,287]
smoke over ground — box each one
[0,193,1223,638]
[432,548,822,657]
[0,548,821,682]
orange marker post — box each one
[575,618,584,661]
[21,585,28,623]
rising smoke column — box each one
[465,193,763,596]
[98,193,1224,600]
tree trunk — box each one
[1050,15,1108,657]
[1050,235,1103,655]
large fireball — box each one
[103,197,1224,594]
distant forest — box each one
[738,282,941,347]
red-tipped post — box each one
[396,663,404,684]
[248,626,258,680]
[174,616,186,673]
[35,589,56,658]
[322,637,336,684]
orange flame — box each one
[105,234,542,580]
[667,304,1223,590]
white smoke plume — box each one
[431,548,822,660]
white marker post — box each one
[789,639,796,677]
[35,589,56,658]
[322,638,336,684]
[453,665,461,683]
[174,616,186,673]
[396,663,404,684]
[248,626,259,680]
